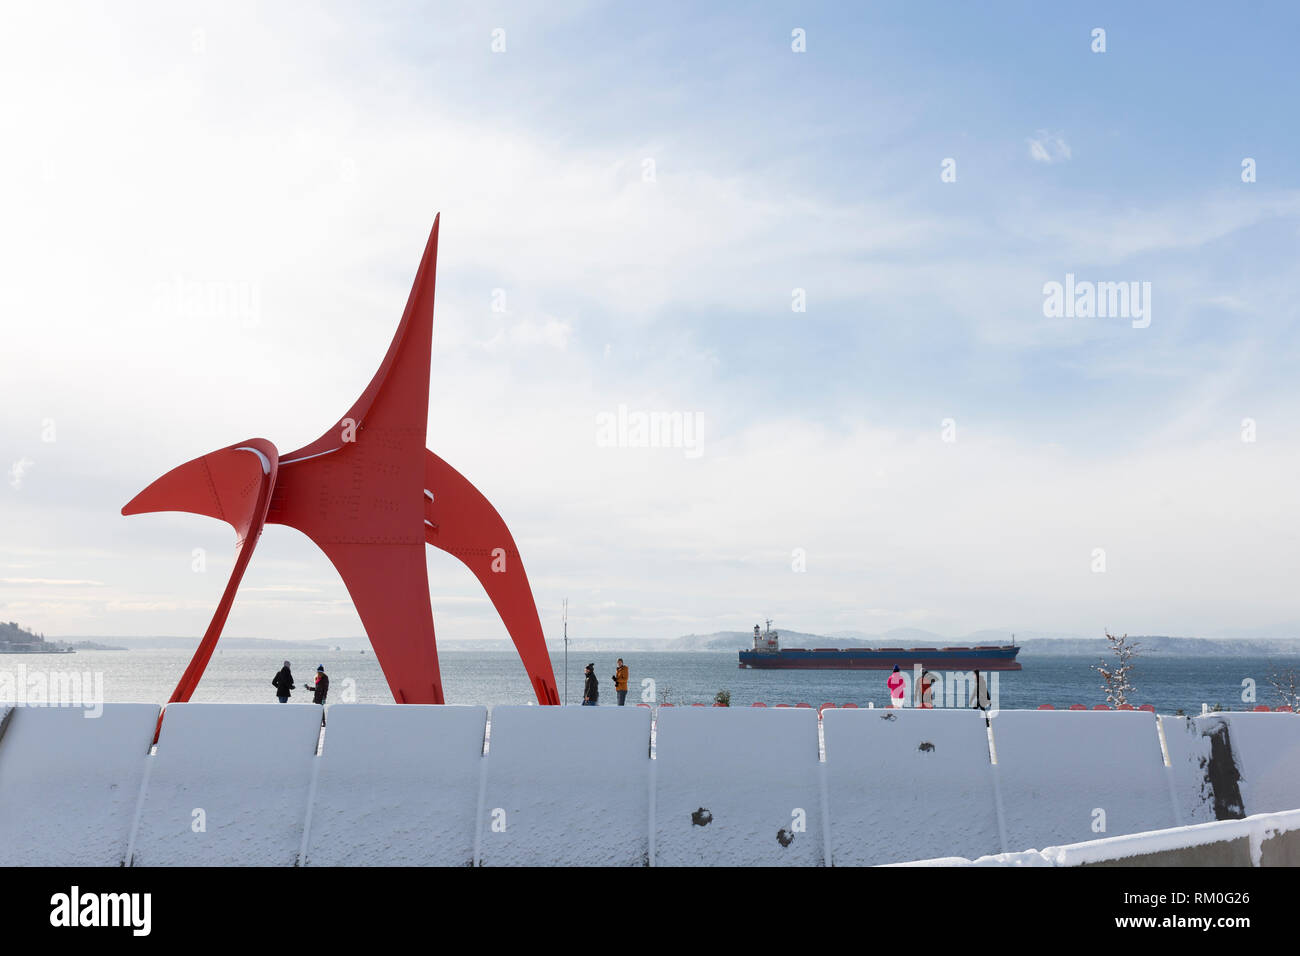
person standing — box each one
[970,669,988,710]
[272,661,294,703]
[582,662,598,706]
[920,669,935,709]
[887,665,905,708]
[613,658,629,706]
[305,665,329,705]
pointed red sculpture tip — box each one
[121,440,278,528]
[121,217,561,708]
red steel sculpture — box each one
[123,216,560,707]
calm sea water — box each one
[6,648,1300,714]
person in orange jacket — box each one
[613,658,629,706]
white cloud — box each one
[7,459,35,490]
[1027,130,1072,163]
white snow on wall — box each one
[992,710,1175,850]
[0,704,158,866]
[898,806,1300,867]
[823,708,1001,865]
[1161,715,1216,825]
[303,704,485,866]
[654,707,823,866]
[131,703,322,866]
[1196,713,1300,816]
[479,705,651,866]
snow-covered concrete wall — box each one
[303,704,485,867]
[4,701,1299,867]
[0,703,158,866]
[898,807,1300,867]
[130,703,323,866]
[823,708,1001,865]
[1165,712,1300,824]
[653,707,823,866]
[1200,713,1300,815]
[1161,715,1216,825]
[992,710,1175,850]
[479,705,651,866]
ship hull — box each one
[738,647,1021,671]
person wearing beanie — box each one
[271,660,294,703]
[887,665,905,708]
[304,665,330,705]
[582,662,598,706]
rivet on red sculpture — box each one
[123,216,560,706]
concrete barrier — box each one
[479,705,651,866]
[898,807,1300,867]
[7,699,1300,867]
[992,710,1175,850]
[1165,711,1300,825]
[1196,713,1300,815]
[130,703,322,866]
[1161,715,1217,825]
[0,704,159,866]
[302,704,486,866]
[653,707,823,866]
[823,708,1001,865]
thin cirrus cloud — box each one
[1027,130,1072,164]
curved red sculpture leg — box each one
[424,449,560,705]
[268,216,445,704]
[122,439,278,721]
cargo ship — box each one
[737,621,1021,671]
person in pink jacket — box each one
[887,665,905,707]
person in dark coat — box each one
[304,665,329,705]
[582,662,598,705]
[970,669,988,710]
[272,661,294,703]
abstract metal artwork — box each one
[122,216,560,706]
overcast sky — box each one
[2,1,1299,644]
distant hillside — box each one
[0,620,70,653]
[53,628,1300,658]
[87,636,360,651]
[1020,635,1300,657]
[1,623,125,652]
[662,627,1026,652]
[550,628,1300,656]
